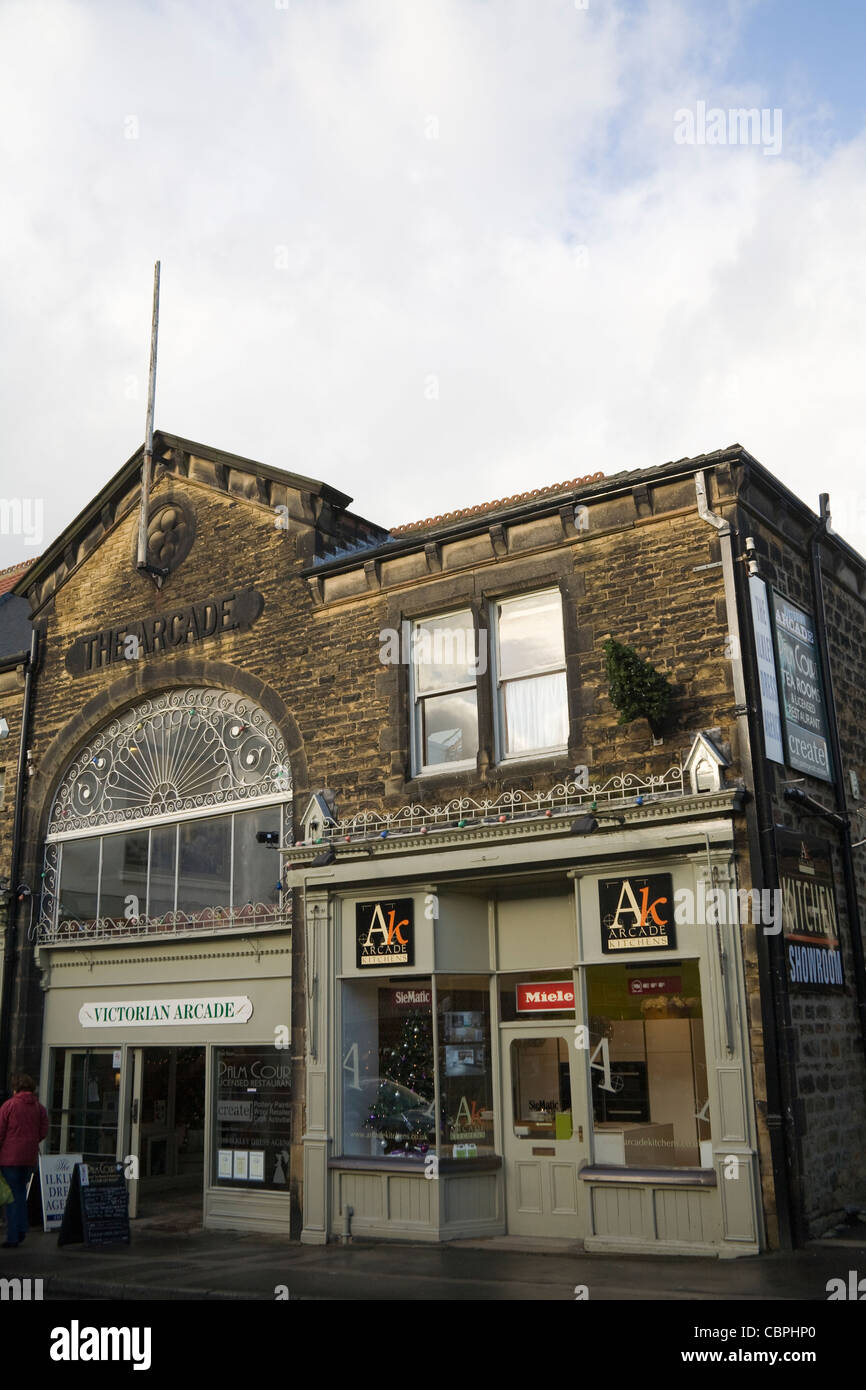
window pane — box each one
[413,611,477,694]
[497,591,565,679]
[99,830,148,920]
[233,808,280,909]
[421,689,478,766]
[47,1050,120,1159]
[177,817,231,914]
[511,1037,572,1140]
[437,977,495,1158]
[213,1047,292,1191]
[148,824,177,917]
[587,961,709,1169]
[58,839,100,925]
[503,672,568,755]
[341,979,435,1158]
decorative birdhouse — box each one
[683,732,729,795]
[300,790,338,844]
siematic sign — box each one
[65,589,264,676]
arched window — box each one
[39,688,292,942]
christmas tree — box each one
[366,1009,434,1150]
[603,637,673,735]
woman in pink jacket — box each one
[0,1074,49,1248]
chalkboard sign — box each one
[57,1161,130,1247]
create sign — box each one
[65,589,264,676]
[78,996,253,1026]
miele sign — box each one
[78,996,253,1027]
[516,982,575,1013]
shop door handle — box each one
[131,1099,139,1124]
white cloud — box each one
[0,0,864,565]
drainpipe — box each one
[806,496,866,1060]
[695,471,798,1249]
[0,623,39,1099]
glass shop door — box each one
[125,1046,206,1222]
[501,1027,587,1238]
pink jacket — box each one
[0,1090,49,1166]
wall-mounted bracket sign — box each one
[771,592,833,782]
[776,829,843,990]
[65,589,264,676]
[599,874,676,952]
[78,996,253,1026]
[356,898,414,968]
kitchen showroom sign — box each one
[78,997,253,1027]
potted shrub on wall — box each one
[602,637,674,740]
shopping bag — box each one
[0,1173,13,1207]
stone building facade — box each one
[0,433,862,1251]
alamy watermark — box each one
[379,620,488,675]
[675,101,782,156]
[0,498,43,546]
[674,885,782,932]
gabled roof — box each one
[14,431,381,604]
[389,471,606,535]
[0,560,33,596]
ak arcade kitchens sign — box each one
[356,898,415,968]
[599,874,676,953]
[776,830,843,991]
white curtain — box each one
[504,673,568,754]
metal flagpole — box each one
[136,260,161,575]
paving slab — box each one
[3,1226,866,1302]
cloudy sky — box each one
[1,0,864,568]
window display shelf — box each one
[329,1154,502,1174]
[579,1165,717,1186]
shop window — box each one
[340,977,495,1160]
[177,816,232,914]
[148,824,177,917]
[410,610,479,774]
[58,839,101,926]
[586,961,710,1169]
[46,1049,120,1159]
[499,970,576,1023]
[53,807,282,929]
[492,589,568,759]
[99,830,148,920]
[341,978,436,1158]
[437,976,495,1158]
[232,807,281,908]
[511,1037,573,1140]
[213,1047,292,1190]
